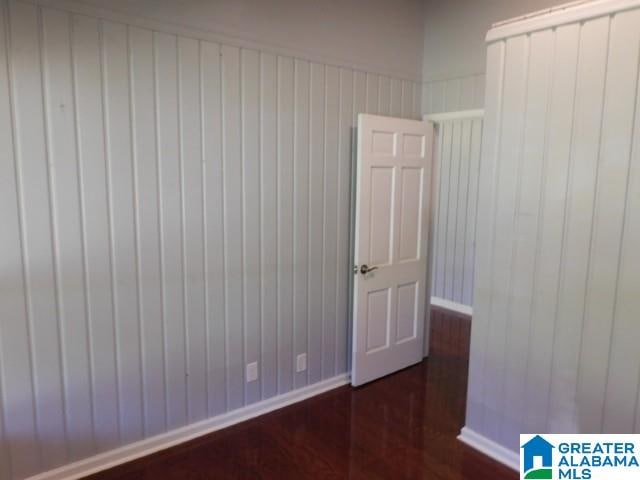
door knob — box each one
[360,264,378,275]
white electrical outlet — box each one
[296,353,307,373]
[246,362,259,382]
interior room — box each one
[1,0,639,478]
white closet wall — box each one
[419,0,572,115]
[464,0,640,457]
[0,0,421,478]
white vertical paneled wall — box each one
[464,0,640,457]
[429,112,483,308]
[0,0,422,478]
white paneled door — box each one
[352,114,434,386]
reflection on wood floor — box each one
[88,307,517,479]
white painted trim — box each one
[491,0,590,27]
[26,374,350,480]
[458,427,519,472]
[487,0,640,42]
[423,109,484,123]
[421,71,485,85]
[431,296,473,316]
[20,0,421,82]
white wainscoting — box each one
[426,110,483,309]
[0,0,422,478]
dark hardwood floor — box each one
[87,308,517,480]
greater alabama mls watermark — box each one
[520,434,640,479]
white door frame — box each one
[422,109,484,318]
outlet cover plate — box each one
[296,353,307,373]
[246,362,259,382]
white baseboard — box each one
[457,427,519,471]
[431,296,473,316]
[27,374,350,480]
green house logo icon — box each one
[521,435,554,479]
